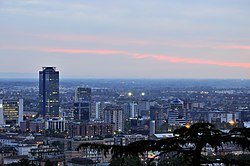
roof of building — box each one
[153,133,174,139]
[244,121,250,128]
[170,98,183,105]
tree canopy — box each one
[78,123,250,166]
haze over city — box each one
[0,0,250,79]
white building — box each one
[149,120,156,135]
[17,144,38,156]
[3,156,28,165]
[130,102,139,118]
[208,111,240,123]
[46,117,67,132]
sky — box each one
[0,0,250,79]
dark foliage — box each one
[78,123,250,166]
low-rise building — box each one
[68,121,114,138]
[0,146,17,165]
[46,117,67,132]
[114,134,148,146]
[3,155,28,165]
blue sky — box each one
[0,0,250,78]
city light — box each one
[229,120,235,125]
[185,124,191,129]
[128,92,133,96]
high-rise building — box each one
[0,99,23,126]
[73,87,92,121]
[150,104,164,130]
[39,67,59,118]
[74,102,91,121]
[75,87,91,102]
[103,105,124,132]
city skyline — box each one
[0,0,250,79]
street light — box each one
[185,123,191,129]
[229,120,235,126]
[229,120,235,129]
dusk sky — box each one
[0,0,250,79]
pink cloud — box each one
[220,45,250,50]
[43,48,250,69]
[153,55,250,68]
[1,44,249,68]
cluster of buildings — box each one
[0,67,249,165]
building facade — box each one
[68,121,115,138]
[0,99,23,126]
[39,67,59,118]
[103,105,124,132]
[46,117,67,132]
[74,102,91,121]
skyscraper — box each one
[73,87,92,121]
[39,67,59,118]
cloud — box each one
[5,31,250,51]
[43,48,250,69]
[220,45,250,50]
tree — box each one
[173,123,226,166]
[78,123,250,166]
[173,123,250,166]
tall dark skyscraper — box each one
[39,67,59,118]
[73,87,92,121]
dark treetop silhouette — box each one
[78,123,250,166]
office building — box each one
[0,99,23,126]
[150,104,164,130]
[74,87,92,121]
[39,67,59,118]
[168,98,187,125]
[74,102,91,121]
